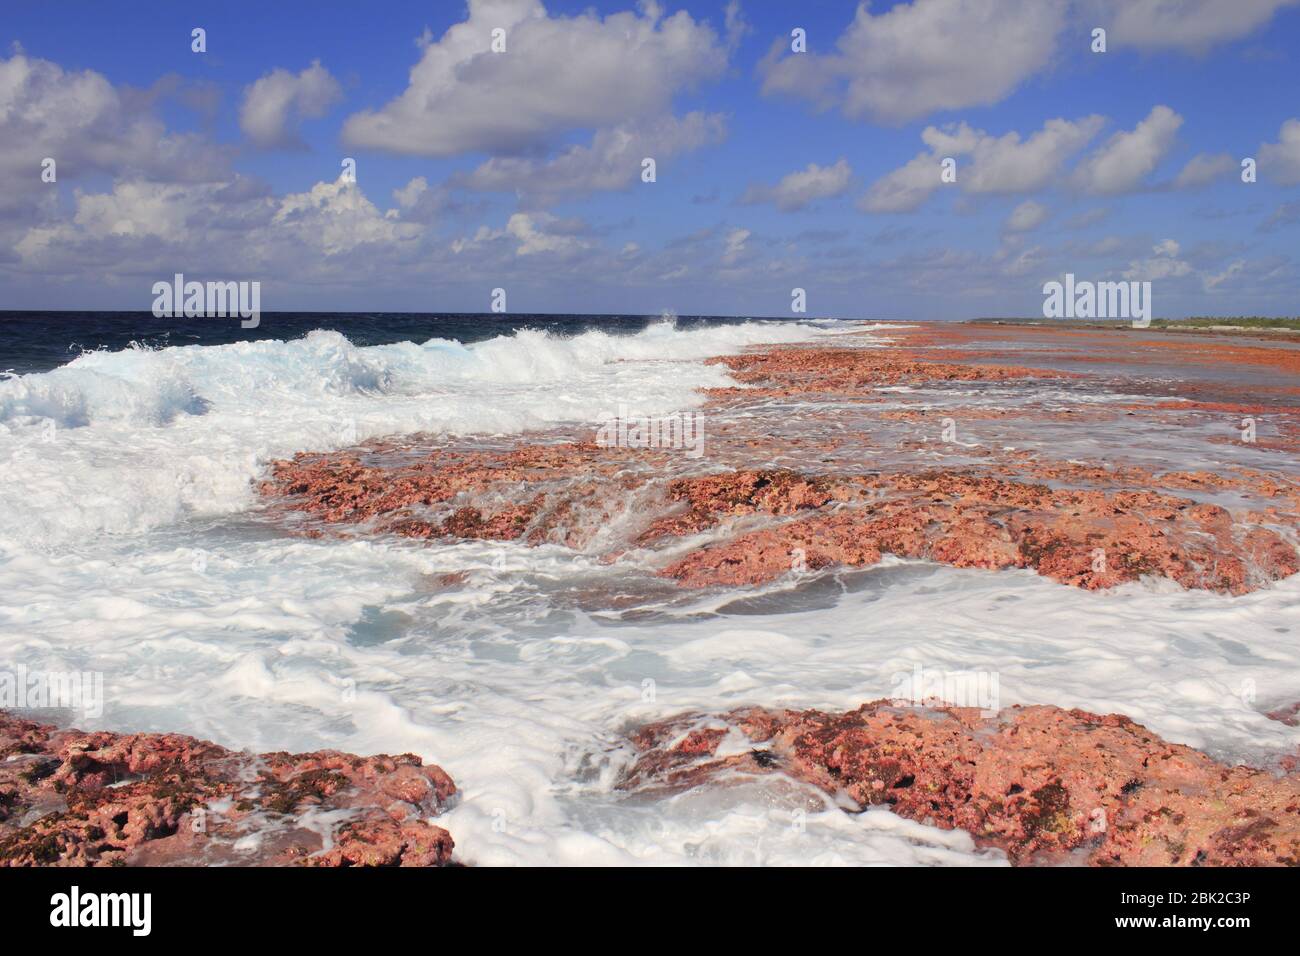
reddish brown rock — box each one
[638,470,833,542]
[255,331,1298,597]
[708,346,1063,395]
[1267,702,1300,728]
[659,469,1298,593]
[260,441,661,548]
[0,712,456,867]
[260,443,1298,595]
[621,701,1300,866]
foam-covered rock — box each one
[621,701,1300,866]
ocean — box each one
[1,313,1296,866]
[0,310,798,375]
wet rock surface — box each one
[260,441,664,548]
[656,468,1299,592]
[704,344,1064,397]
[620,701,1300,866]
[0,712,456,867]
[243,324,1300,868]
[261,385,1299,595]
[259,326,1299,597]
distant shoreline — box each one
[967,317,1300,342]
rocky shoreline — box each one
[622,701,1300,866]
[0,712,456,867]
[258,326,1300,596]
[7,323,1297,867]
[5,701,1297,866]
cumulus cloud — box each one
[859,115,1103,212]
[393,177,432,211]
[759,0,1067,124]
[1122,238,1193,280]
[960,117,1107,193]
[1172,152,1235,188]
[855,105,1192,219]
[740,159,853,211]
[271,178,418,255]
[858,151,950,214]
[455,111,726,206]
[0,49,236,259]
[507,212,592,256]
[452,211,593,258]
[1259,118,1300,185]
[1004,199,1050,232]
[342,0,730,156]
[390,176,466,224]
[1090,0,1299,52]
[239,61,342,148]
[0,51,231,185]
[1072,105,1183,195]
[14,174,422,280]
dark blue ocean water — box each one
[0,311,807,375]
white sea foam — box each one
[0,321,817,545]
[1,318,1297,867]
[3,529,1297,865]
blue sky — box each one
[2,0,1299,318]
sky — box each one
[1,0,1299,320]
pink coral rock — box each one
[0,713,456,867]
[621,701,1300,866]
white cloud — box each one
[272,178,419,256]
[1004,199,1050,232]
[1093,0,1299,52]
[1122,238,1192,280]
[722,0,750,52]
[239,61,342,148]
[15,175,421,274]
[0,51,230,185]
[759,0,1067,123]
[1172,152,1235,188]
[960,117,1106,193]
[722,227,751,265]
[393,177,431,211]
[452,211,593,258]
[996,237,1047,276]
[390,176,463,224]
[859,115,1103,212]
[342,0,730,156]
[858,151,949,214]
[1203,259,1246,291]
[505,212,591,256]
[19,181,202,252]
[741,159,853,211]
[1072,105,1183,195]
[455,111,726,205]
[1259,118,1300,185]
